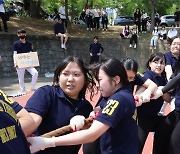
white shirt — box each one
[59,6,66,19]
[159,29,167,35]
[93,9,100,17]
[167,28,178,38]
[0,4,5,13]
[86,8,94,17]
[142,13,147,19]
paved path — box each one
[0,76,53,96]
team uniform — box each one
[153,73,180,154]
[164,51,178,73]
[89,42,104,64]
[137,70,167,153]
[94,86,138,154]
[54,22,65,35]
[128,73,147,93]
[13,40,38,92]
[25,85,93,154]
[83,74,145,154]
[0,90,31,154]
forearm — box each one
[17,109,36,136]
[13,51,17,64]
[54,120,108,146]
[162,73,180,94]
[143,79,158,94]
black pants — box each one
[142,19,147,32]
[130,34,137,44]
[90,55,99,64]
[61,18,67,28]
[94,17,100,29]
[87,16,93,29]
[138,116,165,154]
[135,21,141,32]
[102,20,108,29]
[153,110,180,154]
[0,12,8,32]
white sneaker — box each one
[63,44,67,49]
[134,44,136,48]
[129,44,132,48]
[87,28,89,30]
[91,28,93,31]
[61,44,64,48]
[150,46,153,49]
[154,46,156,49]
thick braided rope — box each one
[41,117,94,138]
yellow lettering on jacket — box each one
[0,125,17,143]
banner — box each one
[16,52,39,68]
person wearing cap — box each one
[54,18,68,49]
[13,29,38,93]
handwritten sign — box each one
[16,52,39,68]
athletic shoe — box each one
[134,44,136,48]
[129,44,132,48]
[63,44,67,49]
[61,44,64,48]
[154,46,156,49]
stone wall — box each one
[0,33,170,78]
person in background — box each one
[167,24,178,45]
[27,58,139,154]
[25,56,96,154]
[136,52,171,154]
[141,9,147,33]
[158,26,167,40]
[101,7,108,31]
[85,5,94,31]
[13,29,38,93]
[93,5,101,30]
[89,36,104,64]
[150,26,159,50]
[120,25,130,38]
[54,18,68,49]
[58,2,67,29]
[163,37,180,113]
[174,7,180,27]
[152,54,180,154]
[0,0,8,32]
[134,8,141,33]
[6,2,16,17]
[122,58,157,105]
[129,25,138,49]
[154,14,160,27]
[165,37,180,81]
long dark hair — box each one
[53,56,96,100]
[99,58,129,86]
[146,52,166,70]
[122,58,138,73]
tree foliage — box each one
[7,0,178,19]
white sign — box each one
[16,52,39,68]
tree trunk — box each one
[24,0,42,18]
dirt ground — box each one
[7,17,124,38]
